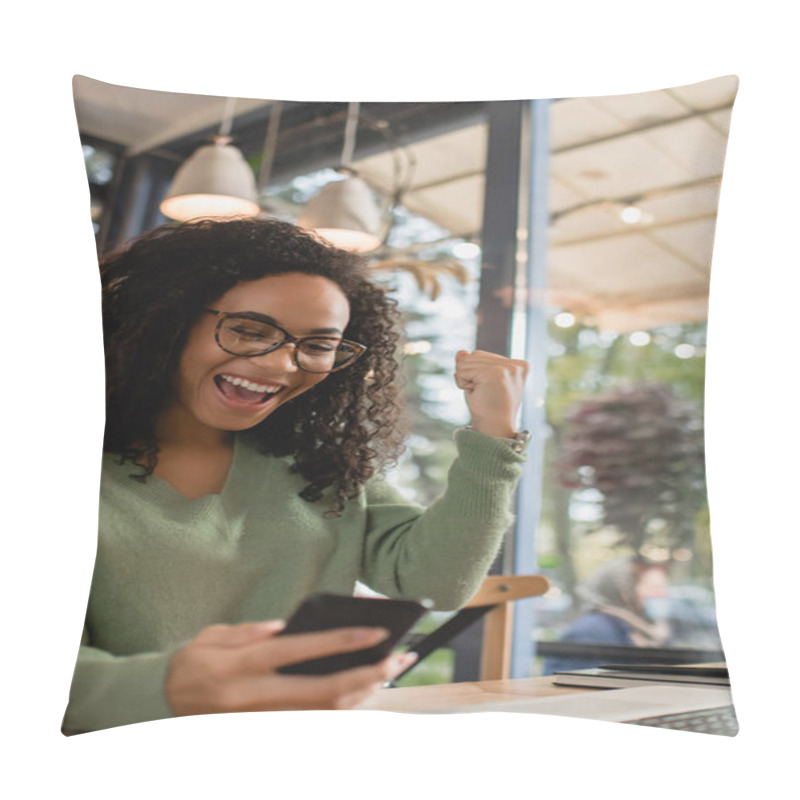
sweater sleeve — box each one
[62,629,178,734]
[359,428,526,611]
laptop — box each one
[422,684,737,735]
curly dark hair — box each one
[101,217,407,515]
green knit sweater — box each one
[63,428,526,732]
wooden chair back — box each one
[394,573,550,683]
[465,574,550,680]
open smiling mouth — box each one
[213,374,285,406]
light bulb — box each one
[621,205,643,224]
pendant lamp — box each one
[296,172,382,251]
[159,98,259,222]
[296,102,383,252]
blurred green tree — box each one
[539,320,709,604]
[556,382,706,552]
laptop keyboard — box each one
[625,705,738,736]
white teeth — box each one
[219,374,281,394]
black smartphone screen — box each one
[276,593,429,675]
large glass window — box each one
[533,318,719,671]
[528,77,737,674]
[80,137,121,250]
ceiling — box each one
[73,74,738,331]
[73,76,272,156]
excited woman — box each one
[63,217,529,732]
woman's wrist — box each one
[463,425,531,454]
[467,416,517,439]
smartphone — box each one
[276,593,430,675]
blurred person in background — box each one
[542,556,671,674]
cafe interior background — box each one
[73,73,736,686]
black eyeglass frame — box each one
[203,309,368,374]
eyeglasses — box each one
[203,309,367,374]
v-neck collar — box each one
[104,437,242,506]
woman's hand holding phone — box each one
[165,620,417,715]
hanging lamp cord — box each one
[340,101,360,171]
[218,96,238,139]
[258,100,283,192]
